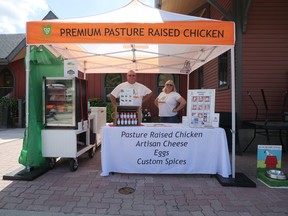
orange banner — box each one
[26,21,235,45]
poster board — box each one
[119,89,134,106]
[256,145,288,188]
[257,145,282,169]
[187,89,215,127]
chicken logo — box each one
[42,24,52,35]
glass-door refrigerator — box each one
[42,77,88,129]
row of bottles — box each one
[118,112,137,119]
[116,118,138,126]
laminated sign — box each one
[186,89,215,127]
[119,89,134,106]
[64,60,78,78]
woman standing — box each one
[154,80,186,123]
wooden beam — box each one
[207,0,232,21]
[243,0,253,32]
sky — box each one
[0,0,155,34]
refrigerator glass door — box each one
[44,78,76,127]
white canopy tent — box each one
[25,0,236,177]
[27,0,234,74]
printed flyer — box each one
[64,60,78,77]
[186,89,215,127]
[119,89,134,105]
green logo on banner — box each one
[42,24,52,35]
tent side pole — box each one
[231,47,236,178]
[25,44,30,135]
[84,61,87,80]
[187,73,189,98]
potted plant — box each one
[88,98,114,123]
[0,96,18,128]
[142,108,152,122]
[88,98,107,107]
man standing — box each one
[110,70,152,109]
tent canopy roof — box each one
[54,0,211,23]
[26,0,235,74]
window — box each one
[218,52,229,88]
[0,68,14,98]
[104,74,122,102]
[157,74,175,95]
[197,67,204,89]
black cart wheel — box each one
[69,158,78,171]
[48,158,56,169]
[88,145,96,158]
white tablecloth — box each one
[101,123,231,177]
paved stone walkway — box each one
[0,128,287,216]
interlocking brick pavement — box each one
[0,128,288,216]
